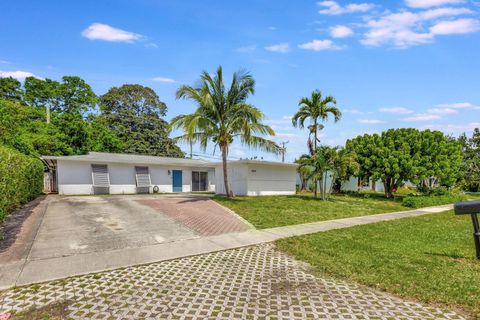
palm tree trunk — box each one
[221,144,231,197]
[313,119,318,198]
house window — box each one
[192,171,208,192]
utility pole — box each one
[280,141,289,162]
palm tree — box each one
[170,66,280,197]
[295,155,313,192]
[292,90,342,196]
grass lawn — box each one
[214,193,408,229]
[277,210,480,317]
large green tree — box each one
[99,84,183,157]
[24,76,96,121]
[292,90,341,196]
[0,99,72,156]
[459,128,480,192]
[171,66,279,197]
[346,128,462,198]
[0,77,23,102]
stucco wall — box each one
[56,160,215,195]
[215,163,248,196]
[246,164,296,196]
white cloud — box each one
[420,122,480,133]
[298,39,344,51]
[344,108,364,114]
[361,7,474,48]
[152,77,176,83]
[435,102,479,109]
[379,107,414,114]
[358,119,384,124]
[236,45,257,53]
[0,70,39,80]
[405,0,465,8]
[268,26,277,30]
[264,43,290,53]
[0,59,9,64]
[402,114,442,121]
[430,18,480,35]
[330,25,354,38]
[81,23,142,42]
[427,107,458,114]
[318,1,374,15]
[145,43,158,48]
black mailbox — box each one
[454,200,480,260]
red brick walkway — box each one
[137,197,250,236]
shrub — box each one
[0,145,44,222]
[402,194,467,208]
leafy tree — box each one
[86,116,125,153]
[295,156,313,191]
[329,147,359,194]
[25,76,96,117]
[459,129,480,191]
[24,77,61,123]
[347,128,462,198]
[54,112,90,154]
[0,77,23,102]
[0,99,72,156]
[58,76,97,114]
[99,84,183,157]
[171,66,279,197]
[292,90,341,195]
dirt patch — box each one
[11,300,71,319]
[0,196,46,252]
[0,196,49,262]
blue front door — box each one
[172,170,182,192]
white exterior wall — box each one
[57,161,93,195]
[215,163,248,196]
[216,162,297,196]
[57,160,215,195]
[246,164,296,196]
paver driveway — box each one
[6,195,250,262]
[0,244,465,319]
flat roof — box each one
[214,159,298,167]
[42,152,214,167]
[42,152,298,168]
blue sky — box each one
[1,0,480,162]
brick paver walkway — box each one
[137,197,251,236]
[0,244,465,319]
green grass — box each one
[277,211,480,317]
[214,193,408,229]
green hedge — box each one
[402,194,468,208]
[0,145,44,222]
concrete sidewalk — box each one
[0,204,453,290]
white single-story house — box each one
[42,152,297,196]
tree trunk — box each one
[313,119,318,198]
[383,178,393,198]
[221,144,231,197]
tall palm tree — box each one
[292,90,341,152]
[292,90,342,196]
[170,66,280,197]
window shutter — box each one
[92,164,109,187]
[135,166,151,187]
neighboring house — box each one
[42,152,297,196]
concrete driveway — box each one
[0,194,251,288]
[20,195,251,261]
